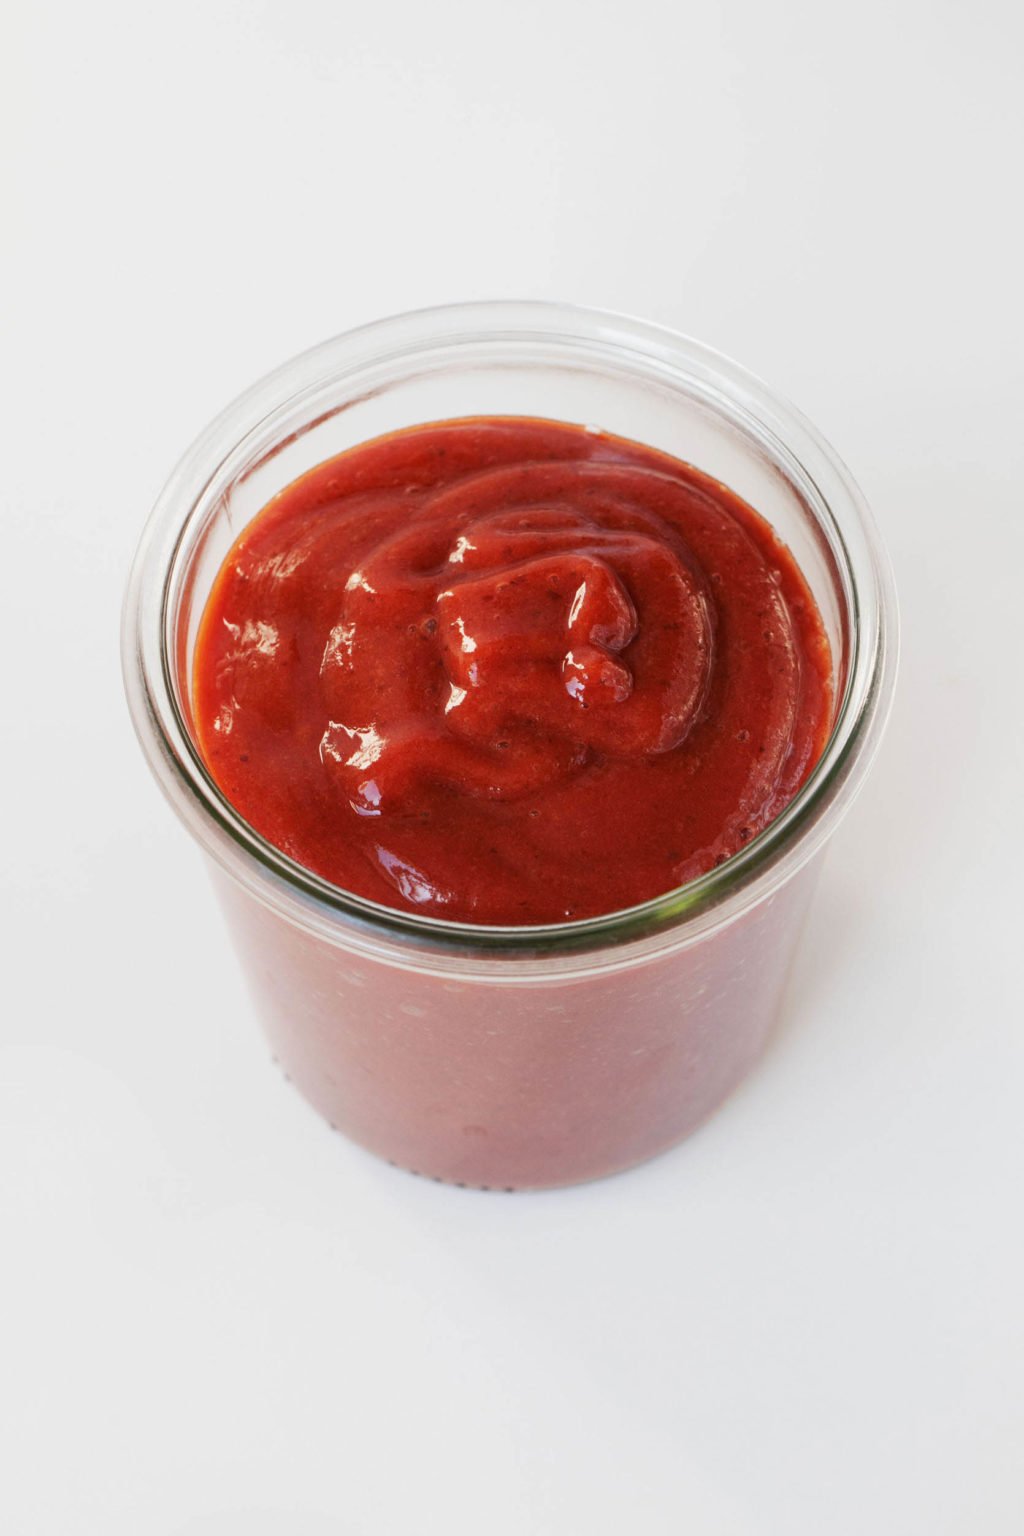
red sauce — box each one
[194,418,832,924]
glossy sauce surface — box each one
[194,418,832,923]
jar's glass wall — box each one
[123,303,897,1185]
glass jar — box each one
[123,301,897,1189]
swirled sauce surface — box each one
[194,418,832,923]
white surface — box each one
[3,2,1023,1532]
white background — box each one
[3,2,1023,1532]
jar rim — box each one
[123,299,898,963]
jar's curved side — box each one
[208,850,827,1186]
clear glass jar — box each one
[123,301,897,1189]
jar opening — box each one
[124,301,897,961]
